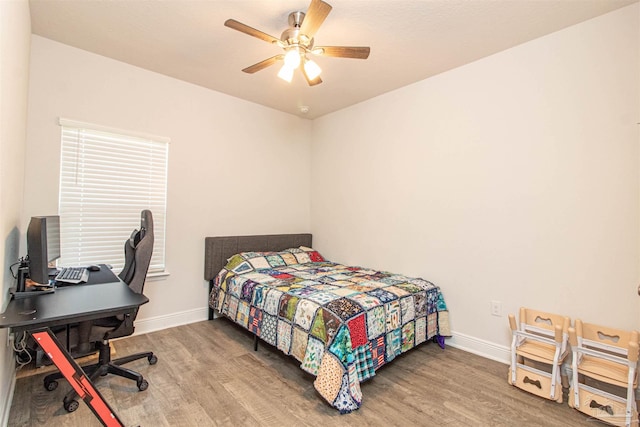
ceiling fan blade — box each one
[314,46,370,59]
[242,55,284,74]
[299,0,332,39]
[301,66,323,86]
[224,19,280,45]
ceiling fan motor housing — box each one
[288,11,305,27]
[282,12,314,49]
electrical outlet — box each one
[490,300,502,317]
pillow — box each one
[223,246,326,275]
[285,246,325,264]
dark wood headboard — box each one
[204,233,312,319]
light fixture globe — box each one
[277,64,295,82]
[283,48,301,69]
[303,58,322,80]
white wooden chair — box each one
[508,307,570,402]
[568,320,639,427]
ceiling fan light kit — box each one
[224,0,370,86]
[277,63,295,83]
[283,48,302,69]
[303,58,322,80]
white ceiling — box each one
[29,0,637,119]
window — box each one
[58,118,169,274]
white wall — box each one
[24,36,312,331]
[0,0,31,423]
[311,4,640,361]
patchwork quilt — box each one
[209,247,451,413]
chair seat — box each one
[516,340,566,365]
[579,355,638,389]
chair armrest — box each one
[629,341,639,364]
[554,324,562,343]
[568,327,577,348]
[104,310,136,340]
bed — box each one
[204,234,451,413]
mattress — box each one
[209,246,451,413]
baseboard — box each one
[132,310,514,365]
[446,330,510,364]
[132,307,209,336]
[130,309,512,365]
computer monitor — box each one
[26,215,61,285]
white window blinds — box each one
[58,118,169,274]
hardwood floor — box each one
[8,319,602,426]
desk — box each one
[0,269,148,427]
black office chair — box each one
[44,210,158,413]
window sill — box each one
[147,270,170,281]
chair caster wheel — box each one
[64,399,79,412]
[44,380,58,391]
[138,379,148,391]
[148,355,158,365]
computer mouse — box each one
[87,264,101,272]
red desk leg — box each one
[30,328,124,427]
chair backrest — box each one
[518,307,569,332]
[573,319,639,360]
[118,210,154,295]
[511,307,570,351]
[118,229,140,285]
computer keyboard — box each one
[55,267,89,284]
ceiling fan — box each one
[224,0,370,86]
